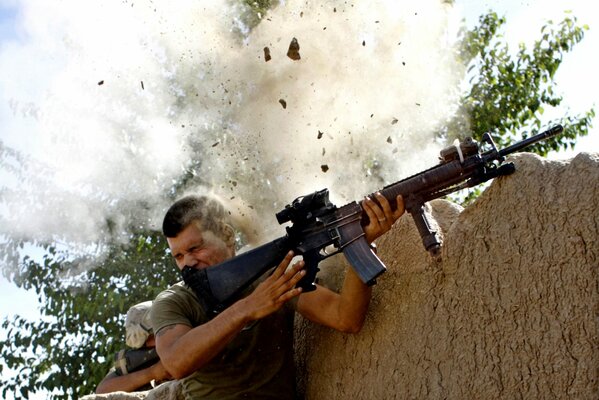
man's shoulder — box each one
[151,281,207,331]
[152,281,199,314]
[155,281,196,302]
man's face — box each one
[167,221,234,271]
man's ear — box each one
[222,223,236,250]
[219,196,263,247]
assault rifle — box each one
[182,125,564,315]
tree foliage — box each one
[1,233,179,399]
[0,5,594,400]
[447,11,594,155]
[443,11,594,205]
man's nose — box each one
[183,253,199,267]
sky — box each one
[0,0,597,397]
[457,0,599,159]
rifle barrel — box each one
[498,125,563,158]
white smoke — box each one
[0,0,460,254]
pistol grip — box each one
[296,251,320,293]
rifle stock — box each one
[182,237,290,313]
[182,125,564,315]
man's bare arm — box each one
[297,267,371,333]
[296,194,404,333]
[95,361,170,394]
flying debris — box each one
[98,80,104,85]
[321,164,329,173]
[317,130,324,139]
[279,99,287,109]
[391,118,398,125]
[141,81,144,90]
[264,46,271,62]
[287,38,301,60]
[387,136,392,144]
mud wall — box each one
[83,152,598,399]
[295,152,599,399]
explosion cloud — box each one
[0,0,461,259]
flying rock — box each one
[287,38,301,60]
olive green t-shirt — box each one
[150,281,296,400]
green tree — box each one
[0,7,594,400]
[1,232,179,399]
[447,11,594,155]
[443,11,594,204]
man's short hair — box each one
[162,194,234,246]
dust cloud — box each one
[0,0,461,255]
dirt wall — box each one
[295,152,599,399]
[83,152,598,400]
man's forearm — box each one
[156,302,251,379]
[297,265,372,333]
[336,267,372,332]
[95,368,155,394]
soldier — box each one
[151,193,404,399]
[96,301,172,394]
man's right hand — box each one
[239,251,305,321]
[155,251,305,379]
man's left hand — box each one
[361,193,404,243]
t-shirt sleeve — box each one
[150,286,195,334]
